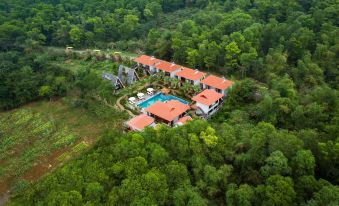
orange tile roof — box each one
[177,116,192,125]
[192,89,223,106]
[176,67,206,81]
[127,114,154,131]
[155,60,182,73]
[146,100,190,122]
[201,75,234,90]
[133,55,160,66]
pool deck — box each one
[135,91,160,105]
[126,92,159,112]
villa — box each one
[175,67,206,85]
[154,60,182,77]
[102,73,124,90]
[192,89,224,117]
[127,114,155,131]
[201,75,234,96]
[133,55,160,74]
[145,100,190,126]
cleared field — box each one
[0,98,118,194]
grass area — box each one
[51,59,119,74]
[0,97,117,189]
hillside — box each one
[0,0,338,205]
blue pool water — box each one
[138,93,189,108]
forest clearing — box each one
[0,98,115,197]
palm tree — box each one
[164,76,171,87]
[192,85,201,95]
[181,82,191,94]
[170,78,180,89]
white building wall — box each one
[196,102,209,114]
[173,116,179,124]
[150,66,156,72]
[170,69,182,78]
[202,84,226,96]
[193,79,200,85]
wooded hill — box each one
[0,0,338,205]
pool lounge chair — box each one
[129,97,136,104]
[137,93,145,100]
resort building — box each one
[133,55,160,74]
[154,60,182,77]
[145,100,190,126]
[127,114,155,131]
[102,73,124,90]
[129,54,236,123]
[201,75,234,96]
[175,67,206,85]
[192,89,224,116]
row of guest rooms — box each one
[133,55,234,98]
[126,55,234,131]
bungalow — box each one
[154,60,182,77]
[192,89,224,116]
[102,73,124,90]
[175,67,206,85]
[145,100,190,126]
[127,114,155,131]
[200,75,234,96]
[133,55,160,74]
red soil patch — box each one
[0,148,68,197]
[22,148,68,182]
[0,179,11,197]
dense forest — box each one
[0,0,338,205]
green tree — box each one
[226,183,254,206]
[69,26,83,46]
[260,151,291,178]
[39,85,53,100]
[307,185,339,206]
[85,182,104,203]
[144,2,162,20]
[291,150,315,177]
[225,41,241,71]
[186,48,200,68]
[204,41,221,69]
[256,175,296,206]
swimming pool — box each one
[138,93,189,108]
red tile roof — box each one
[127,114,154,131]
[176,67,206,81]
[201,75,234,90]
[146,100,190,122]
[192,89,223,106]
[177,116,192,125]
[133,55,160,66]
[155,60,182,73]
